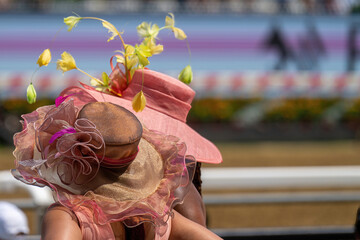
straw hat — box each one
[60,66,222,164]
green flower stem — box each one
[49,25,66,50]
[76,68,103,85]
[30,67,40,83]
[158,26,171,31]
[81,17,126,49]
[141,67,145,91]
[81,17,130,85]
[186,38,191,64]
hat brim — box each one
[60,86,222,164]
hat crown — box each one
[132,69,195,104]
[113,67,195,123]
[78,102,142,164]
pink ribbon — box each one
[49,127,76,144]
[55,94,75,107]
[97,147,139,168]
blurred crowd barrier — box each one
[2,71,360,99]
[0,0,359,15]
[4,71,360,143]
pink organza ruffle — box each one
[14,100,105,188]
[12,100,196,239]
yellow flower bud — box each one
[173,27,187,40]
[165,13,187,40]
[36,49,51,67]
[64,16,81,32]
[165,13,175,28]
[132,90,146,112]
[178,65,193,84]
[26,83,36,104]
[57,51,77,73]
[102,72,110,85]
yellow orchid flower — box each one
[142,38,163,55]
[165,13,187,40]
[147,43,163,55]
[124,44,135,55]
[90,78,104,91]
[36,49,51,67]
[115,54,125,64]
[102,20,120,42]
[121,44,151,68]
[135,44,151,67]
[137,22,159,40]
[132,90,146,112]
[64,16,82,31]
[116,46,138,70]
[116,55,137,73]
[57,51,77,73]
[115,47,138,81]
[178,65,193,84]
[137,54,149,67]
[150,44,163,55]
[26,83,37,104]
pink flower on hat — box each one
[14,100,105,187]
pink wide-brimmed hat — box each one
[60,66,222,164]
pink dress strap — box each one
[151,215,171,240]
[73,205,115,240]
[156,220,171,240]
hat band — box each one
[97,148,139,168]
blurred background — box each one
[2,0,360,239]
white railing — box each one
[1,166,360,234]
[202,166,360,190]
[0,171,53,208]
[202,166,360,205]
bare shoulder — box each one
[42,204,82,240]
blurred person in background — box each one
[0,201,29,240]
